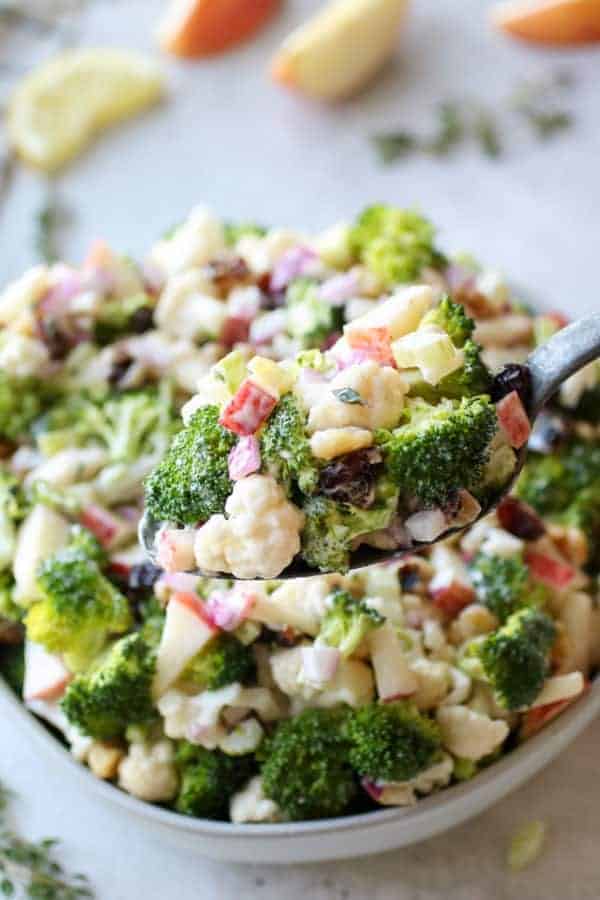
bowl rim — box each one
[2,674,599,839]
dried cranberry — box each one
[319,448,382,509]
[497,496,545,541]
[129,306,154,334]
[399,564,421,592]
[37,318,73,361]
[490,364,532,409]
[128,562,162,592]
[108,353,134,387]
[205,257,250,296]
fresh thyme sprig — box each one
[35,190,71,264]
[372,69,575,165]
[0,780,93,899]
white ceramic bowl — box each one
[2,676,599,863]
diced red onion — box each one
[249,310,287,345]
[228,435,261,480]
[205,589,256,631]
[113,504,141,524]
[79,504,122,548]
[405,508,448,543]
[84,266,116,295]
[361,778,384,802]
[228,287,262,320]
[269,246,319,292]
[141,260,165,295]
[319,270,360,306]
[301,644,340,685]
[155,528,196,573]
[42,270,83,313]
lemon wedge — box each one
[7,49,164,173]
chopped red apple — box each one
[520,680,587,740]
[219,379,277,436]
[345,326,396,368]
[153,591,217,698]
[368,622,418,700]
[23,641,71,702]
[80,504,134,550]
[525,548,576,589]
[496,390,531,449]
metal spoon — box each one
[140,312,600,579]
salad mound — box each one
[0,204,598,826]
[145,292,525,578]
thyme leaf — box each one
[0,778,94,899]
[332,387,365,405]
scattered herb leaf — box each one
[35,191,70,264]
[332,388,365,405]
[0,778,93,899]
[473,110,502,158]
[371,132,417,165]
[426,102,465,156]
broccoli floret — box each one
[175,742,255,819]
[317,590,383,657]
[38,383,178,463]
[349,205,445,288]
[67,523,107,565]
[469,552,547,623]
[285,278,343,348]
[94,293,154,345]
[462,608,556,710]
[301,495,394,573]
[61,632,156,739]
[224,221,266,245]
[376,396,497,508]
[517,439,600,571]
[0,371,46,442]
[260,708,356,820]
[24,530,133,672]
[345,701,441,782]
[145,405,237,526]
[260,393,320,496]
[0,643,25,695]
[180,634,256,691]
[420,296,475,347]
[0,467,28,571]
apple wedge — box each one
[368,622,418,701]
[492,0,600,45]
[23,641,71,702]
[157,0,281,58]
[271,0,410,102]
[153,592,217,698]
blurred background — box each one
[0,1,599,897]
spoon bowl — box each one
[139,313,600,579]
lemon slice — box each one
[7,49,164,173]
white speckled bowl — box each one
[2,676,599,863]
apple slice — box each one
[13,505,70,607]
[23,641,71,702]
[369,622,418,700]
[153,592,217,698]
[492,0,600,45]
[272,0,410,102]
[157,0,281,58]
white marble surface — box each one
[1,0,600,897]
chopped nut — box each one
[88,742,125,780]
[448,604,499,645]
[547,523,589,568]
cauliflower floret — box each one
[118,738,178,803]
[307,361,407,434]
[0,265,48,328]
[194,475,305,579]
[437,705,509,761]
[310,427,373,461]
[155,269,225,341]
[410,658,451,711]
[344,285,433,341]
[252,575,342,636]
[230,776,281,824]
[0,333,49,377]
[149,207,226,276]
[270,646,374,709]
[374,753,454,807]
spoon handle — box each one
[527,312,600,418]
